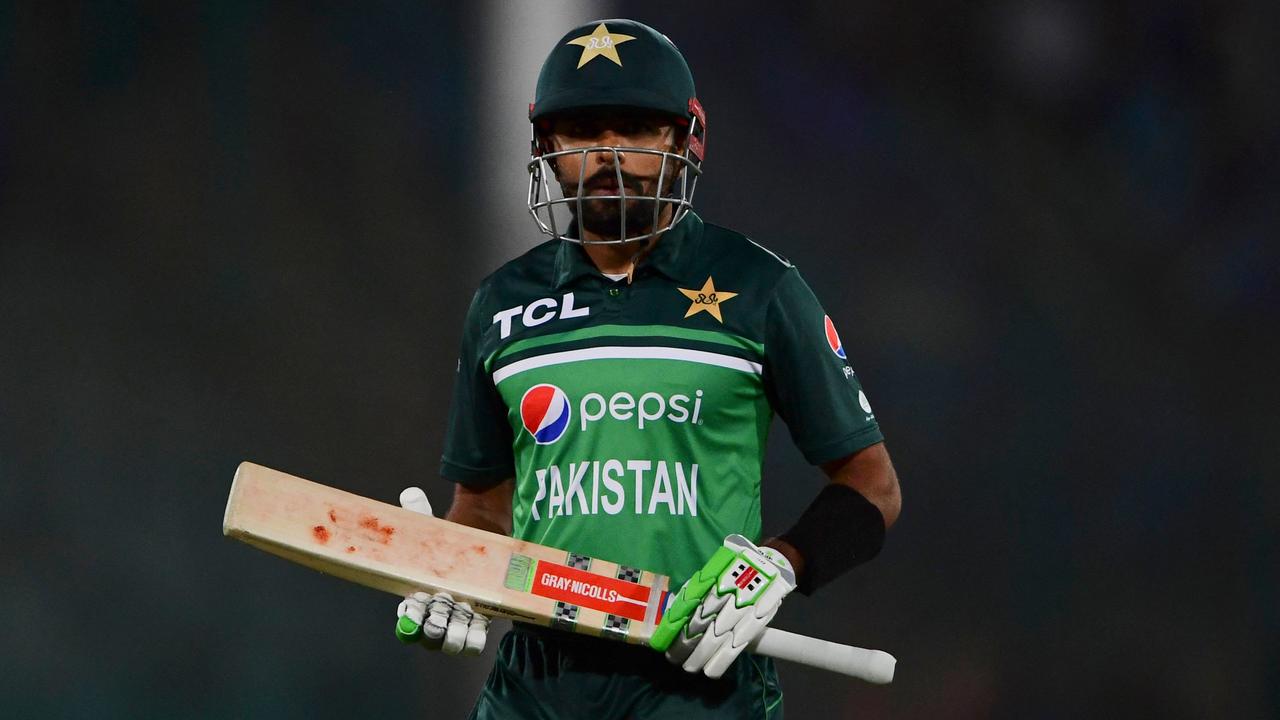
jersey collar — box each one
[550,211,704,290]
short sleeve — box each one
[440,285,515,485]
[763,267,884,465]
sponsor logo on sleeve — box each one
[823,314,846,359]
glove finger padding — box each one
[421,592,455,649]
[663,535,796,679]
[398,591,430,625]
[418,593,490,656]
[663,591,730,667]
[441,600,476,655]
[463,612,490,656]
[399,487,433,516]
[701,579,789,678]
[395,591,431,643]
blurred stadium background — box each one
[1,1,1276,717]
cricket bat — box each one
[223,461,896,683]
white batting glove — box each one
[663,535,796,679]
[392,487,490,655]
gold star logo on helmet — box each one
[566,23,636,68]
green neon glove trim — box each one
[395,615,422,644]
[649,546,736,652]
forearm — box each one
[444,479,515,536]
[823,441,900,528]
[771,442,901,593]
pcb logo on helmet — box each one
[823,315,846,359]
[520,384,572,444]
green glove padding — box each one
[649,546,736,652]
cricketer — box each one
[393,19,902,719]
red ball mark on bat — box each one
[358,515,396,544]
[472,545,488,555]
[328,509,338,523]
[312,525,330,544]
[346,546,357,553]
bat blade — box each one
[223,461,896,681]
[223,462,669,638]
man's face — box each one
[543,108,683,240]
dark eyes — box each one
[620,119,660,134]
[564,119,662,137]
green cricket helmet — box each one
[527,19,706,245]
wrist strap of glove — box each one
[779,483,885,595]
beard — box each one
[570,195,664,239]
[558,168,675,240]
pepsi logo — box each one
[823,315,847,359]
[520,384,572,445]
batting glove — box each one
[392,487,490,655]
[653,534,796,678]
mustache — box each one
[573,170,647,193]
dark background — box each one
[2,1,1276,717]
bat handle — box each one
[749,628,896,684]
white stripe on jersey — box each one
[492,346,763,385]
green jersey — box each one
[441,212,882,584]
